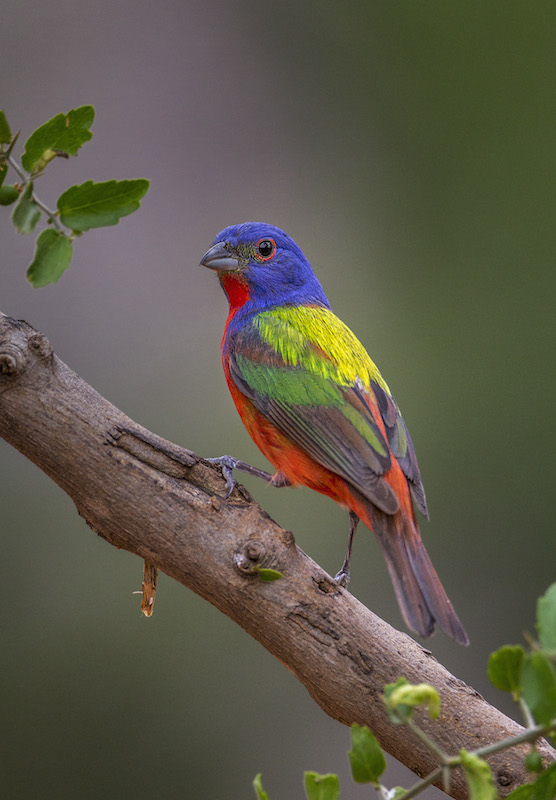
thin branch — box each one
[474,719,555,760]
[518,697,538,730]
[0,312,554,800]
[5,154,64,232]
[398,717,556,799]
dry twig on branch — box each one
[0,312,553,799]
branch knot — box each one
[0,315,53,383]
[234,540,267,574]
[0,350,20,376]
[28,332,53,360]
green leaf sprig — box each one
[0,106,149,286]
[252,583,556,800]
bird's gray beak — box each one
[200,242,240,272]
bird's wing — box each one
[226,307,427,517]
[368,378,428,517]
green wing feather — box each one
[227,306,428,517]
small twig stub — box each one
[140,560,158,617]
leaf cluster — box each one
[488,584,556,735]
[0,107,149,286]
[254,583,556,800]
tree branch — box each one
[0,312,553,798]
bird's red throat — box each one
[220,273,251,328]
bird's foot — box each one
[206,455,238,498]
[206,455,274,498]
[334,512,359,587]
[334,567,351,587]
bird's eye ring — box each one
[255,238,276,261]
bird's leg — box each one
[334,511,360,587]
[206,455,276,498]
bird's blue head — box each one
[200,222,331,321]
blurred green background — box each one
[1,2,555,798]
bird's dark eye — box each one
[255,238,276,261]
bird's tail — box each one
[372,512,469,645]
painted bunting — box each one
[201,222,468,645]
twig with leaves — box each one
[0,107,148,286]
[254,585,556,800]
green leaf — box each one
[521,651,556,725]
[304,772,340,800]
[506,762,556,800]
[459,749,498,800]
[26,229,73,287]
[0,162,7,187]
[0,185,19,206]
[0,110,12,143]
[505,785,531,800]
[21,105,94,173]
[348,723,386,785]
[537,583,556,654]
[253,773,270,800]
[11,181,41,233]
[384,679,440,722]
[384,677,411,723]
[487,645,525,700]
[524,751,544,773]
[57,178,149,231]
[254,567,283,582]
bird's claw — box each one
[206,455,239,498]
[334,569,350,588]
[206,454,274,498]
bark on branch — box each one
[0,312,553,798]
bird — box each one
[200,222,468,645]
